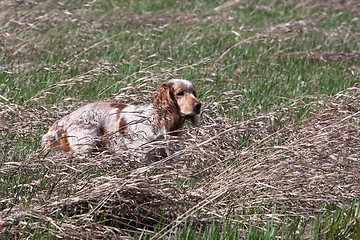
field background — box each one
[1,0,360,239]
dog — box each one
[41,79,201,158]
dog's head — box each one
[153,79,201,129]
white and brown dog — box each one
[41,79,201,158]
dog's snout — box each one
[194,101,201,114]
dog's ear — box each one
[153,82,176,111]
[153,81,183,119]
[153,82,184,132]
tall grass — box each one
[1,0,360,239]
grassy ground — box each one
[1,0,360,239]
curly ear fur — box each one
[153,83,177,112]
[153,83,185,134]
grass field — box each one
[1,0,360,239]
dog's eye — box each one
[177,91,184,96]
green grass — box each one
[136,201,360,240]
[1,0,360,239]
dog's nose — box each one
[194,101,201,114]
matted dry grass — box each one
[1,80,359,238]
[1,0,359,237]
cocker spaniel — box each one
[41,79,201,158]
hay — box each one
[1,81,359,238]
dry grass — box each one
[296,0,360,15]
[1,0,360,238]
[1,79,359,238]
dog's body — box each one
[41,79,201,157]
